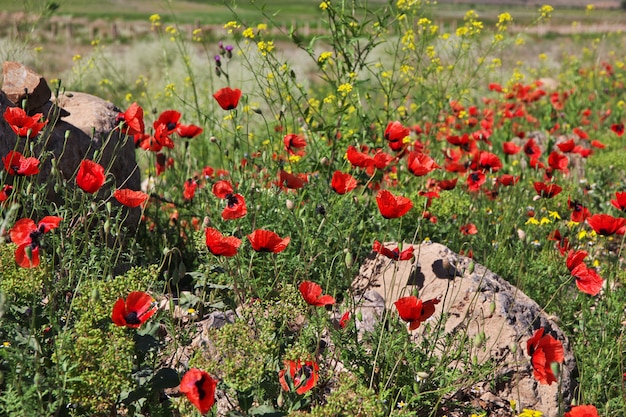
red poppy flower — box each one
[534,181,562,198]
[205,227,241,257]
[587,213,626,236]
[526,327,564,385]
[394,296,440,330]
[222,193,247,220]
[179,368,217,415]
[247,229,290,253]
[76,159,106,194]
[116,102,145,136]
[10,216,62,268]
[113,189,149,208]
[460,223,478,235]
[548,151,569,173]
[564,405,599,417]
[299,281,335,306]
[3,151,40,176]
[497,174,519,186]
[523,138,542,160]
[278,170,306,190]
[610,191,626,212]
[111,291,157,328]
[566,249,587,272]
[331,171,357,194]
[384,121,410,151]
[557,139,576,153]
[570,263,603,296]
[284,133,307,154]
[407,151,440,176]
[567,198,590,223]
[573,127,588,140]
[376,190,413,219]
[183,179,198,201]
[0,184,13,202]
[3,107,47,137]
[213,87,242,110]
[278,360,319,395]
[346,145,375,168]
[372,240,414,261]
[177,124,203,139]
[610,123,624,137]
[478,151,502,172]
[466,171,486,192]
[154,110,181,135]
[437,178,458,190]
[373,150,394,169]
[502,141,522,155]
[590,140,605,149]
[212,180,234,198]
[338,311,350,329]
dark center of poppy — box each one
[124,311,141,325]
[167,122,177,131]
[226,104,236,110]
[28,225,45,248]
[470,173,481,182]
[195,376,207,400]
[226,193,239,208]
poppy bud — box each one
[356,311,363,321]
[550,362,561,379]
[106,201,112,214]
[103,220,110,234]
[91,286,101,304]
[252,107,262,115]
[316,204,326,216]
[344,251,353,268]
[210,136,218,143]
[510,342,517,354]
[286,199,295,210]
[489,301,496,315]
[467,260,475,275]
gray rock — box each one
[352,240,577,416]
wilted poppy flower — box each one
[394,296,440,330]
[564,405,599,417]
[116,102,145,136]
[4,107,47,137]
[213,87,242,110]
[534,181,562,199]
[331,171,357,194]
[3,150,40,176]
[183,179,198,201]
[526,327,564,385]
[299,281,335,306]
[205,227,241,257]
[179,368,217,415]
[460,223,478,235]
[586,213,626,236]
[278,359,319,395]
[610,123,624,137]
[177,124,203,139]
[113,188,149,208]
[373,240,414,261]
[247,229,290,253]
[376,190,413,219]
[284,133,307,154]
[76,159,106,193]
[610,191,626,212]
[346,145,375,168]
[111,291,157,328]
[571,263,603,296]
[407,151,440,176]
[10,216,62,268]
[338,311,351,329]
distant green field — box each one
[0,0,623,26]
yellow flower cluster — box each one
[149,14,161,28]
[337,83,353,96]
[401,28,416,50]
[496,12,512,32]
[257,41,274,56]
[539,4,554,19]
[243,28,255,39]
[318,51,333,63]
[319,1,329,10]
[192,28,202,42]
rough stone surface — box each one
[352,240,577,417]
[2,61,52,113]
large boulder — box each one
[352,240,577,417]
[1,62,140,226]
